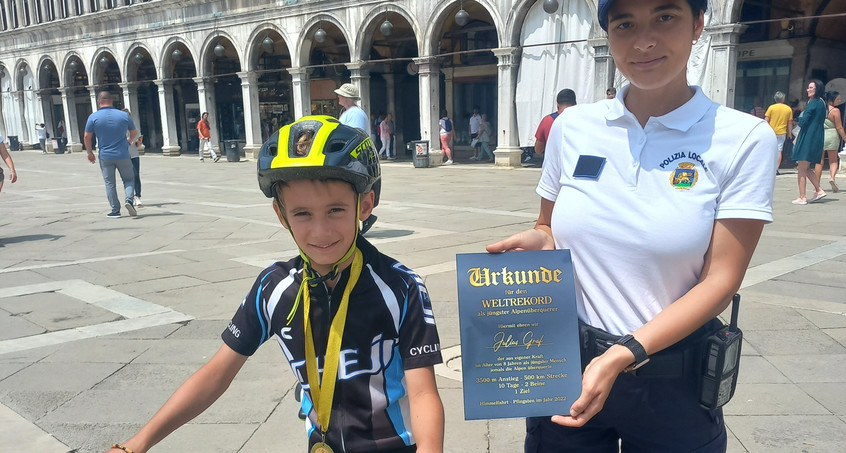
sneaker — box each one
[200,158,205,162]
[469,156,477,161]
[125,201,137,217]
[445,160,453,165]
[134,196,142,207]
[106,212,121,218]
[213,155,220,163]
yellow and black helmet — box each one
[257,115,381,204]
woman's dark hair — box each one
[440,109,448,117]
[598,0,707,31]
[825,91,839,104]
[809,79,824,99]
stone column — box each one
[36,89,50,151]
[492,47,522,168]
[347,62,371,120]
[238,71,262,158]
[706,23,746,108]
[383,72,400,147]
[414,56,442,166]
[193,77,219,158]
[3,1,14,28]
[59,87,81,152]
[118,81,140,127]
[289,67,311,119]
[87,85,98,112]
[155,79,181,156]
[15,90,30,147]
[589,37,616,102]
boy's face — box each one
[274,179,374,275]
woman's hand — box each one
[486,228,554,253]
[550,345,632,427]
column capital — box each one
[237,71,258,85]
[413,57,439,75]
[345,61,370,71]
[119,81,142,89]
[706,23,747,46]
[587,38,611,57]
[492,46,522,64]
[192,76,212,86]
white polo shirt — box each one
[537,85,776,335]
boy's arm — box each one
[106,344,248,453]
[405,366,444,453]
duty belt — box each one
[578,319,720,379]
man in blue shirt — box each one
[335,83,369,133]
[85,91,138,218]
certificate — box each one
[456,250,581,420]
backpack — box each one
[443,118,452,132]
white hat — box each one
[334,83,360,99]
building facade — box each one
[0,0,843,166]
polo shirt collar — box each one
[605,85,711,132]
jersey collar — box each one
[605,85,711,132]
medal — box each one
[303,250,362,453]
[310,442,334,453]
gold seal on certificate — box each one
[456,250,582,420]
[310,442,334,453]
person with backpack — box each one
[534,89,577,157]
[439,109,454,165]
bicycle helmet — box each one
[258,115,381,205]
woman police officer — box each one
[487,0,776,451]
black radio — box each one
[699,294,743,410]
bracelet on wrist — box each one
[111,443,134,453]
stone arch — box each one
[505,0,600,46]
[61,52,87,87]
[198,30,242,77]
[124,42,159,82]
[90,47,121,86]
[246,23,293,71]
[36,55,60,89]
[160,37,199,78]
[295,12,353,67]
[422,0,506,56]
[355,4,422,62]
[13,59,34,92]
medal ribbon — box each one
[303,249,363,435]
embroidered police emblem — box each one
[670,162,697,189]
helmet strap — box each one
[276,194,363,325]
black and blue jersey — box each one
[222,237,442,452]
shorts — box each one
[776,134,786,152]
[525,373,726,452]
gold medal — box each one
[310,442,334,453]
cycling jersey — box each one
[222,236,442,452]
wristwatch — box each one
[615,334,650,371]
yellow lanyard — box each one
[302,249,362,435]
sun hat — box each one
[334,83,360,99]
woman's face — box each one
[807,83,817,99]
[606,0,703,93]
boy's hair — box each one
[598,0,707,31]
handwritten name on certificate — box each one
[456,250,581,420]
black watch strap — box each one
[615,334,650,371]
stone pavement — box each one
[0,149,844,453]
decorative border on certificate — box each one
[456,250,581,420]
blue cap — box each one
[597,0,615,32]
[597,0,708,32]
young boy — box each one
[107,116,444,453]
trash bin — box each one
[52,138,64,154]
[408,140,429,168]
[7,136,19,151]
[223,140,240,162]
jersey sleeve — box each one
[715,120,777,222]
[397,270,443,370]
[221,267,276,357]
